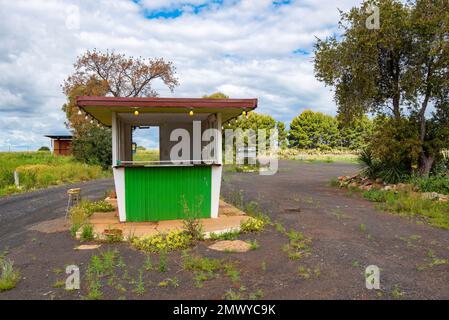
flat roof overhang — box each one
[45,135,73,140]
[76,96,258,126]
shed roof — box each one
[45,135,73,140]
[76,96,258,126]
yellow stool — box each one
[66,188,81,218]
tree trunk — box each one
[420,154,434,178]
[392,96,401,121]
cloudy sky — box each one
[0,0,361,151]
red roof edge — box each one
[76,96,258,109]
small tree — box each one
[62,50,179,168]
[288,110,339,149]
[37,146,50,152]
[203,92,229,99]
[338,115,373,150]
[277,121,288,149]
[314,0,449,175]
[71,126,112,170]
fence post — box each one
[14,170,20,187]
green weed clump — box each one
[0,259,20,292]
[69,200,114,238]
[281,229,312,261]
[209,230,241,241]
[362,189,449,230]
[83,249,119,300]
[79,200,115,214]
[182,251,241,288]
[80,224,95,242]
[131,231,192,253]
[240,217,265,233]
[411,176,449,195]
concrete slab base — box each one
[84,200,248,240]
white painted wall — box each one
[211,165,222,218]
[113,167,126,222]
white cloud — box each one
[0,0,361,150]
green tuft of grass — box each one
[80,224,94,242]
[209,230,240,241]
[246,239,260,251]
[361,189,449,230]
[0,259,21,292]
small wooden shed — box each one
[45,135,73,156]
[76,96,257,222]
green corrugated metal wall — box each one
[124,166,212,222]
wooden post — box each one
[14,170,19,187]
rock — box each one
[348,182,359,189]
[438,195,448,202]
[421,192,440,200]
[396,183,413,192]
[75,244,101,250]
[361,185,373,191]
[208,240,252,253]
[383,185,394,191]
[375,178,383,184]
[372,183,383,190]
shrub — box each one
[131,231,192,253]
[240,217,265,233]
[411,176,449,195]
[359,117,421,183]
[359,148,409,183]
[0,259,20,292]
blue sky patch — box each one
[273,0,292,7]
[293,49,310,56]
[132,0,225,19]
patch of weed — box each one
[80,224,94,242]
[0,259,20,292]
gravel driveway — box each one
[0,178,114,249]
[1,161,448,300]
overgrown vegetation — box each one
[182,250,241,288]
[69,200,115,238]
[0,152,110,197]
[315,0,449,177]
[84,249,120,300]
[0,258,21,292]
[281,229,312,261]
[361,189,449,230]
[240,217,266,233]
[131,231,193,253]
[279,148,359,164]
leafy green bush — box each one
[359,148,409,183]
